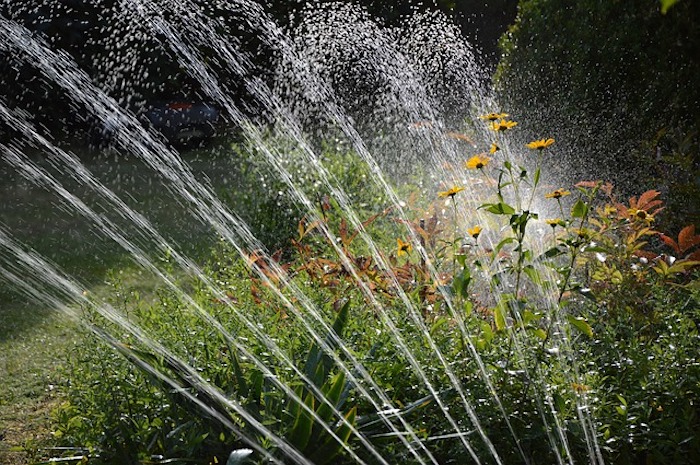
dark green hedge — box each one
[494,0,699,230]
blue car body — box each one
[93,101,220,148]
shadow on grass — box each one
[0,138,246,341]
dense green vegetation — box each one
[3,1,700,464]
[52,114,700,463]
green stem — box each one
[525,151,544,210]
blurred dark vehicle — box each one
[92,101,220,148]
[143,101,220,147]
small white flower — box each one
[595,252,607,263]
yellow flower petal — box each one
[544,189,571,199]
[467,225,482,238]
[479,112,509,121]
[397,238,412,256]
[438,186,465,198]
[526,138,555,150]
[465,155,490,170]
[489,119,518,132]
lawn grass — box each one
[0,293,78,464]
[0,139,243,463]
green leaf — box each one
[309,407,357,465]
[480,202,516,215]
[567,315,593,338]
[464,300,473,317]
[494,304,507,331]
[536,246,564,261]
[533,167,541,187]
[523,265,542,285]
[660,0,681,14]
[228,347,247,396]
[480,321,494,343]
[571,199,589,218]
[522,309,543,325]
[289,391,315,451]
[430,316,449,336]
[493,236,517,256]
[304,300,350,387]
[317,372,347,423]
[452,268,471,299]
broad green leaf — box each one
[567,315,593,338]
[536,246,564,261]
[480,202,516,215]
[310,407,357,465]
[522,309,543,325]
[304,300,350,387]
[523,265,542,285]
[494,236,517,256]
[464,300,473,317]
[481,321,494,343]
[430,316,449,336]
[453,268,471,298]
[571,199,589,218]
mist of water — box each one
[0,2,604,464]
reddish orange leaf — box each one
[678,225,700,253]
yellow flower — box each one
[545,189,571,199]
[545,218,562,228]
[467,225,482,239]
[465,155,490,170]
[526,138,555,150]
[397,238,412,256]
[602,205,617,217]
[571,382,590,394]
[489,119,518,132]
[628,208,654,223]
[479,112,509,121]
[489,143,500,154]
[438,186,465,199]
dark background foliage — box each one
[1,0,697,228]
[495,0,699,230]
[0,0,517,138]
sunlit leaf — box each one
[494,304,507,331]
[567,315,593,338]
[571,199,589,218]
[480,202,516,215]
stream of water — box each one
[0,2,603,464]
